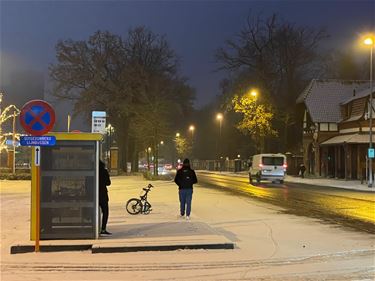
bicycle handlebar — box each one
[142,184,154,192]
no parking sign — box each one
[19,99,56,252]
[19,100,55,136]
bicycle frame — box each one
[125,184,154,215]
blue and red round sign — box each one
[20,100,56,136]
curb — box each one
[91,242,235,253]
[10,244,92,254]
[10,241,235,254]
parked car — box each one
[249,153,287,184]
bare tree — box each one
[50,27,194,172]
[216,13,327,152]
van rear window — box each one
[262,157,284,166]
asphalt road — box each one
[197,172,375,234]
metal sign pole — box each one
[35,158,40,252]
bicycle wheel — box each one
[126,198,142,215]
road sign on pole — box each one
[19,100,55,136]
[19,100,55,253]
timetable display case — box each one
[40,141,97,239]
[30,133,102,240]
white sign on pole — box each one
[91,111,106,134]
[35,146,41,166]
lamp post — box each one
[174,133,180,165]
[250,89,262,152]
[147,147,151,172]
[216,113,223,159]
[364,36,374,187]
[189,125,195,158]
[105,124,114,168]
[189,125,195,140]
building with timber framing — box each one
[297,79,374,181]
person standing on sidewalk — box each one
[174,158,198,220]
[299,163,306,178]
[99,160,112,235]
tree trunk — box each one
[114,119,130,173]
[132,143,139,172]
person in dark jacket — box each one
[99,160,111,235]
[174,158,198,220]
[299,163,306,178]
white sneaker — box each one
[186,216,190,220]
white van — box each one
[248,153,287,184]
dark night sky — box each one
[1,0,374,109]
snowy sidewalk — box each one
[197,170,375,192]
[284,175,375,192]
[1,177,374,281]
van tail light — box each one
[259,163,263,168]
[283,164,287,168]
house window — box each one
[329,123,338,131]
[319,123,329,131]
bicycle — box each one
[125,184,154,215]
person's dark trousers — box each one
[99,201,109,231]
[179,188,193,216]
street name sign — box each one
[20,100,55,136]
[20,136,56,146]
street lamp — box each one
[364,36,374,187]
[105,124,114,167]
[174,133,180,165]
[250,90,257,98]
[216,113,223,134]
[216,113,223,159]
[189,125,195,159]
[147,147,152,172]
[189,125,195,138]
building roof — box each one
[296,80,369,123]
[341,87,374,105]
[320,133,375,145]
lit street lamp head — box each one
[189,125,195,132]
[364,37,374,46]
[250,90,257,97]
[216,113,223,121]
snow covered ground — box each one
[1,175,374,280]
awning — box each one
[320,133,375,145]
